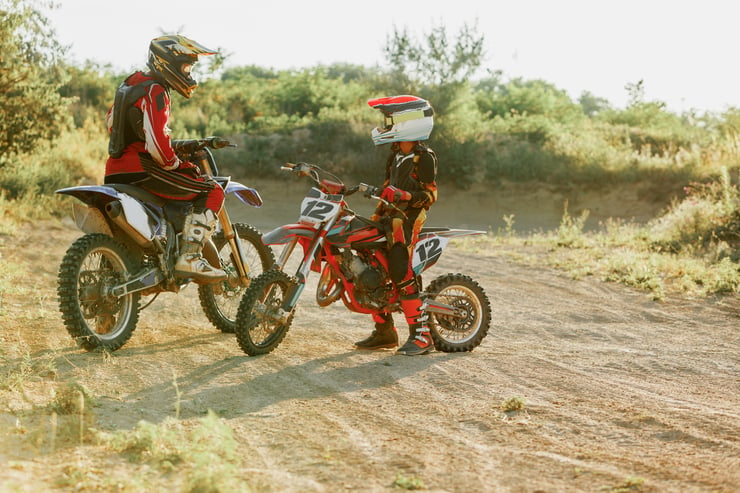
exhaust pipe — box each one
[105,200,153,249]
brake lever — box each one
[358,183,380,198]
[358,183,407,219]
[282,162,314,177]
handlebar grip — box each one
[358,183,381,197]
[206,136,234,149]
[344,185,360,196]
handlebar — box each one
[174,136,236,155]
[282,162,407,218]
[357,183,380,198]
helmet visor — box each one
[381,108,430,129]
[393,109,429,124]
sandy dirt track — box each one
[1,201,738,492]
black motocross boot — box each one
[355,313,399,350]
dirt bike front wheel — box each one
[424,273,491,352]
[198,223,275,333]
[235,269,296,355]
[57,234,141,352]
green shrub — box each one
[649,167,739,259]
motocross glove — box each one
[177,161,202,178]
[380,185,411,203]
[172,139,200,155]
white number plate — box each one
[299,197,340,226]
[412,236,449,269]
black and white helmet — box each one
[367,95,434,146]
[147,35,216,98]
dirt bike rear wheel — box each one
[57,234,141,352]
[235,269,296,355]
[424,273,491,352]
[198,223,275,333]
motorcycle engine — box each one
[340,251,389,309]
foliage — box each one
[51,381,97,415]
[58,61,123,127]
[500,396,527,413]
[101,410,250,492]
[2,10,738,303]
[649,167,739,261]
[486,171,740,300]
[476,77,584,123]
[0,0,71,164]
[384,21,484,90]
[393,472,426,490]
[0,122,106,202]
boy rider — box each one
[355,95,438,356]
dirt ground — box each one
[1,182,738,492]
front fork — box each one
[273,227,330,313]
[197,153,251,286]
[217,208,251,285]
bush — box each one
[649,167,739,260]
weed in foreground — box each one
[99,410,251,492]
[393,472,426,490]
[0,347,57,393]
[557,200,590,248]
[602,475,646,492]
[500,396,527,413]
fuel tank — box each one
[326,216,386,249]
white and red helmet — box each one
[368,95,434,146]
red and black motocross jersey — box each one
[105,72,183,176]
[384,145,438,211]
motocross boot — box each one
[397,297,433,356]
[174,209,227,284]
[355,313,399,350]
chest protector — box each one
[108,78,158,158]
[388,147,437,194]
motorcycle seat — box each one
[107,184,169,207]
[352,241,387,251]
[420,226,450,234]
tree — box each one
[58,62,122,127]
[384,21,484,87]
[476,77,583,123]
[0,0,70,164]
[383,21,484,113]
[578,91,611,117]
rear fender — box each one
[57,185,162,244]
[71,202,114,236]
[421,228,486,239]
[57,186,119,236]
[56,185,120,208]
[410,229,485,274]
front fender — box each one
[224,180,263,208]
[262,224,315,246]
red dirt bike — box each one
[234,162,492,355]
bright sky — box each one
[48,0,739,113]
